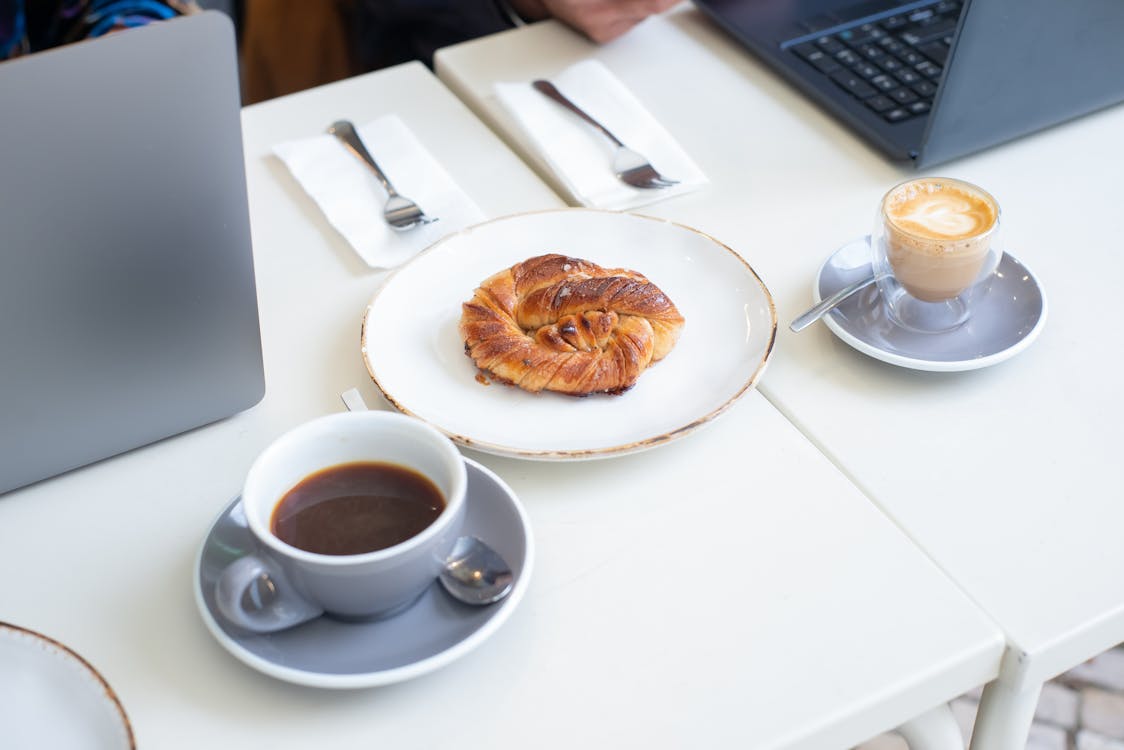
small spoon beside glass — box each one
[789,273,876,332]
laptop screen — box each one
[0,12,264,494]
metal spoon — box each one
[339,388,514,606]
[789,273,876,332]
[439,535,514,605]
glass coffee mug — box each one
[872,177,1002,333]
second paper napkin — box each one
[494,60,707,210]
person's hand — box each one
[509,0,680,43]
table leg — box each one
[967,679,1042,750]
[896,703,965,750]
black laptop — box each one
[694,0,1124,167]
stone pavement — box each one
[856,646,1124,750]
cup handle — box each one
[214,554,323,633]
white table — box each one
[434,7,1124,748]
[0,63,1003,749]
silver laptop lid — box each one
[0,11,264,494]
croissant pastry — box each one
[460,254,685,396]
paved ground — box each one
[857,646,1124,750]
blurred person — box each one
[240,0,678,103]
[350,0,680,68]
[498,0,681,43]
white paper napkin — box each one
[494,59,707,210]
[273,115,486,269]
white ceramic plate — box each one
[0,623,134,749]
[361,209,777,460]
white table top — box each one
[0,62,1003,749]
[435,4,1124,689]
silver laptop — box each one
[0,11,265,494]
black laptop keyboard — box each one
[787,0,962,124]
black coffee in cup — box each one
[270,461,445,556]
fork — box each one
[327,120,437,231]
[531,80,679,190]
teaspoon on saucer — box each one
[340,388,515,607]
[439,535,514,605]
[790,273,876,332]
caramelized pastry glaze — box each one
[460,254,685,396]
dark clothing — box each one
[238,0,520,104]
[349,0,513,70]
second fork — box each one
[531,79,679,191]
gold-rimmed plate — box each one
[361,209,776,460]
[0,622,134,748]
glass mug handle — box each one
[214,555,323,633]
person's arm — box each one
[505,0,680,43]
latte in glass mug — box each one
[881,178,999,302]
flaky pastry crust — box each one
[459,254,684,396]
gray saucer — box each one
[193,457,533,689]
[815,237,1047,371]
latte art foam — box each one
[878,177,1000,303]
[886,182,996,241]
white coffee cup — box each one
[215,411,466,633]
